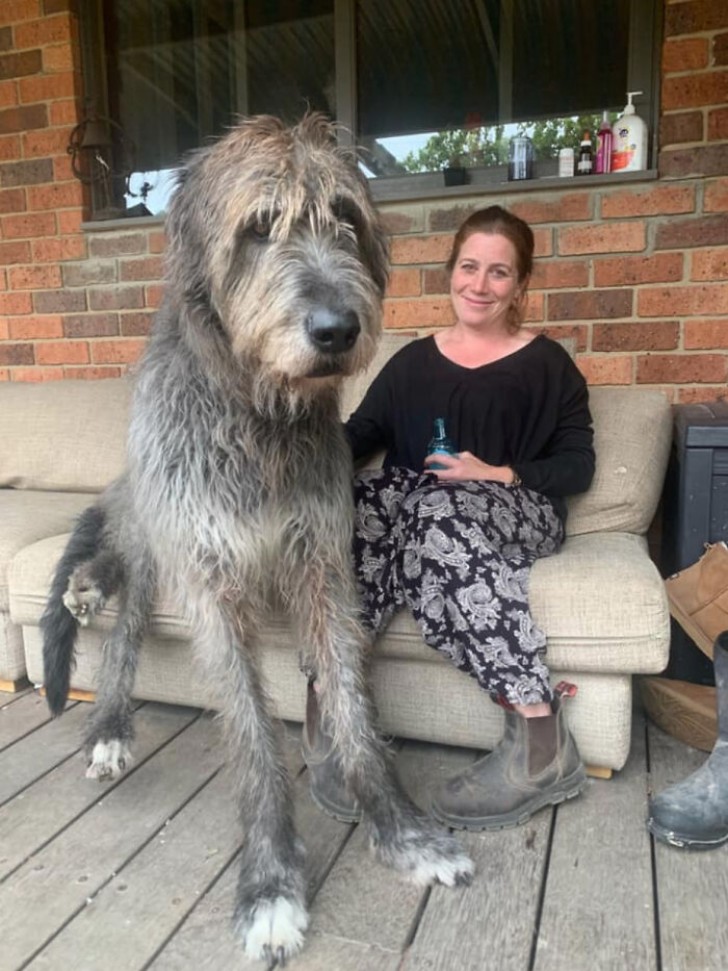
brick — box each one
[148,230,167,254]
[63,313,118,338]
[533,257,590,294]
[0,50,42,82]
[90,338,147,365]
[63,365,123,380]
[379,205,425,235]
[2,210,56,238]
[0,187,25,214]
[0,239,31,264]
[558,222,646,256]
[0,318,7,340]
[119,255,164,282]
[145,284,165,309]
[386,267,421,298]
[8,314,62,339]
[525,323,588,351]
[426,203,475,234]
[532,227,552,258]
[390,234,453,266]
[0,291,32,313]
[0,79,17,109]
[35,340,89,365]
[665,1,728,36]
[601,185,695,218]
[508,194,593,224]
[27,180,83,211]
[43,0,71,14]
[0,133,21,161]
[0,26,10,52]
[716,31,728,66]
[660,111,704,146]
[684,318,728,349]
[49,99,79,127]
[0,102,47,135]
[383,297,453,329]
[33,288,85,313]
[594,252,684,288]
[62,260,116,287]
[88,286,145,312]
[663,71,728,111]
[655,214,728,250]
[0,343,33,366]
[708,107,728,142]
[42,42,74,73]
[638,284,728,316]
[10,367,64,382]
[662,36,709,72]
[32,235,86,262]
[14,13,73,48]
[592,321,680,352]
[577,355,633,385]
[523,291,544,322]
[19,71,76,103]
[691,248,728,281]
[704,178,728,213]
[120,311,155,337]
[88,232,147,258]
[0,157,53,187]
[636,353,727,384]
[423,267,448,295]
[548,289,632,320]
[56,208,83,234]
[8,264,61,289]
[22,125,73,158]
[678,386,728,404]
[0,2,40,27]
[52,151,75,181]
[660,144,728,179]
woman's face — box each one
[449,232,523,332]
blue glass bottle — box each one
[427,417,457,469]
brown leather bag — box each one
[665,541,728,659]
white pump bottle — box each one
[611,92,648,172]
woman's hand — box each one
[424,451,515,484]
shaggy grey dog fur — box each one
[41,114,473,966]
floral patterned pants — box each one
[353,467,565,706]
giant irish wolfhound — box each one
[41,114,473,965]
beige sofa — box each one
[4,333,673,772]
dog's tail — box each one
[40,505,106,717]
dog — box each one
[41,114,473,965]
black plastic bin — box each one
[660,400,728,684]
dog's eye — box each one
[332,198,360,234]
[248,212,278,241]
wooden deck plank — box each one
[0,714,224,970]
[0,690,62,751]
[648,722,728,971]
[533,713,656,971]
[0,704,200,882]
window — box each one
[80,0,660,218]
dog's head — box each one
[165,113,389,394]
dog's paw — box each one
[86,740,132,781]
[237,896,309,965]
[63,568,105,626]
[373,819,475,889]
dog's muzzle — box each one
[306,307,360,355]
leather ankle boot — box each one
[648,630,728,849]
[301,680,362,823]
[666,542,728,659]
[431,689,586,831]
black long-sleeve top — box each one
[344,335,595,519]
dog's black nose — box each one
[306,308,360,354]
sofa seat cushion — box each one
[11,530,668,678]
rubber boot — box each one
[431,687,586,831]
[648,630,728,850]
[301,679,362,824]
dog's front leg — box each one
[292,556,475,889]
[191,597,308,965]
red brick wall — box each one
[0,0,727,401]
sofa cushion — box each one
[0,379,132,493]
[10,529,668,677]
[566,387,672,537]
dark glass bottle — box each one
[427,417,457,469]
[576,131,593,175]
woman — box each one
[304,205,595,830]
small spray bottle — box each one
[595,111,613,174]
[427,417,457,470]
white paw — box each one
[86,740,132,780]
[406,841,475,888]
[240,896,309,963]
[63,584,105,627]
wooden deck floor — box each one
[1,687,727,971]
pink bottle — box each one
[595,111,613,174]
